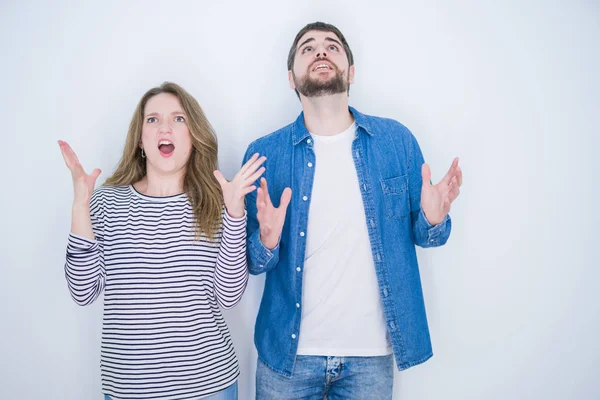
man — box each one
[242,21,462,399]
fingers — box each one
[448,176,460,202]
[239,153,260,176]
[58,140,87,177]
[279,188,292,210]
[451,157,459,169]
[456,165,463,187]
[256,183,291,213]
[58,142,70,167]
[421,163,432,186]
[58,140,79,170]
[256,187,267,211]
[246,167,266,186]
[90,168,102,181]
[240,153,259,175]
[441,157,459,186]
[242,155,267,179]
[64,143,81,168]
[213,170,228,187]
[222,156,266,196]
[260,178,273,207]
[242,185,257,195]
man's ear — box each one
[288,70,296,89]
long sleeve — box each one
[64,190,106,306]
[63,185,244,398]
[214,210,249,309]
[406,132,452,248]
[243,143,281,275]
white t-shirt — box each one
[297,123,392,356]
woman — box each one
[59,82,264,400]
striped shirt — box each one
[65,185,248,400]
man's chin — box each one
[298,87,347,98]
[303,90,339,98]
[297,81,346,96]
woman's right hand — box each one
[58,140,101,206]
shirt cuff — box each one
[68,233,98,249]
[249,229,279,269]
[418,210,449,244]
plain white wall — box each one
[1,0,598,399]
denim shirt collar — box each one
[291,106,375,146]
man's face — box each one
[289,30,354,98]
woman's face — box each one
[140,93,193,176]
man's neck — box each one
[300,92,354,136]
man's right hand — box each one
[256,178,292,250]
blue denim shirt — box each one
[242,107,451,377]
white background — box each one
[1,1,598,399]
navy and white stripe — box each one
[65,185,248,400]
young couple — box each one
[61,22,462,400]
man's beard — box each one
[293,63,349,98]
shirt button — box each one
[303,196,308,201]
[296,303,300,308]
[300,232,305,237]
[390,322,396,330]
[383,288,388,297]
[307,139,312,144]
[296,267,301,272]
[369,219,375,227]
[291,334,297,339]
[307,162,313,168]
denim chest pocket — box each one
[380,175,410,220]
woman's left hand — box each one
[213,153,266,218]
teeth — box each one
[315,64,330,70]
[159,140,172,146]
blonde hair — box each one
[105,82,222,239]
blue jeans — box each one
[256,355,393,399]
[104,380,238,400]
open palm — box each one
[58,140,101,206]
[256,178,292,250]
[214,153,266,218]
[420,157,462,225]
